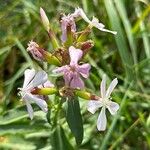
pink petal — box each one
[70,74,84,89]
[61,22,67,42]
[61,15,76,42]
[78,63,91,78]
[64,71,74,86]
[69,46,83,65]
[52,66,68,74]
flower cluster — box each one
[19,7,119,132]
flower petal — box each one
[78,63,91,78]
[87,100,103,114]
[97,107,107,131]
[24,93,48,113]
[64,71,73,86]
[91,17,105,28]
[27,70,48,89]
[73,8,117,35]
[23,69,35,89]
[91,17,117,34]
[73,8,91,24]
[105,78,118,98]
[69,46,83,65]
[25,100,34,120]
[43,80,54,88]
[70,74,84,89]
[100,75,106,98]
[98,28,117,35]
[107,101,119,115]
[52,66,68,74]
[61,15,76,42]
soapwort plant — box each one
[18,7,119,145]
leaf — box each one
[0,135,36,150]
[0,105,47,125]
[104,0,134,81]
[46,109,51,124]
[51,126,74,150]
[65,97,83,145]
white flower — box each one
[18,69,51,119]
[73,7,117,35]
[87,75,119,131]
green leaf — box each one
[0,105,46,125]
[46,109,51,125]
[104,0,134,81]
[51,126,74,150]
[65,97,83,145]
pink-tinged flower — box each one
[53,46,91,89]
[87,75,119,131]
[73,7,117,34]
[18,69,54,119]
[61,14,76,42]
[27,40,44,61]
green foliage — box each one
[65,97,83,145]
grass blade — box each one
[104,0,134,81]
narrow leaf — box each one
[65,97,83,145]
[51,126,74,150]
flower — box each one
[73,7,117,35]
[27,40,44,61]
[61,14,76,42]
[18,69,53,119]
[87,75,119,131]
[53,46,91,89]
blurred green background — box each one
[0,0,150,149]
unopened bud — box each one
[75,89,100,100]
[77,40,94,55]
[75,90,91,100]
[40,7,50,32]
[31,87,58,95]
[77,26,91,42]
[27,40,61,66]
[81,40,94,50]
[44,51,61,66]
[27,40,44,61]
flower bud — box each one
[44,51,61,66]
[75,90,91,100]
[77,40,94,55]
[31,87,58,95]
[27,40,61,66]
[77,26,91,42]
[27,41,44,61]
[75,89,99,100]
[40,7,50,32]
